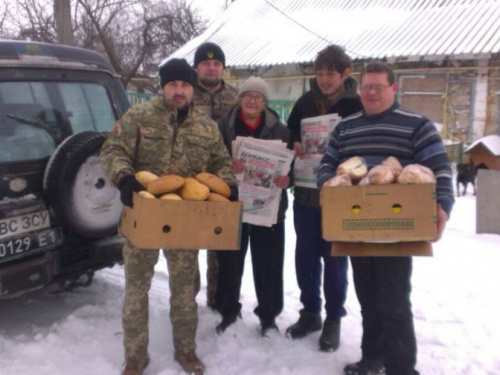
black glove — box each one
[229,184,239,201]
[117,175,145,208]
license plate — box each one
[0,210,51,240]
[0,228,63,260]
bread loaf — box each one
[147,174,185,195]
[180,177,210,201]
[397,164,436,184]
[336,156,368,184]
[135,171,159,187]
[381,156,403,177]
[324,174,352,187]
[366,165,396,185]
[207,192,230,202]
[138,190,156,199]
[160,193,183,200]
[195,172,231,198]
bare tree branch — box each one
[4,0,206,88]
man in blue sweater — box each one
[317,62,453,375]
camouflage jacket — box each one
[193,80,238,122]
[100,95,236,187]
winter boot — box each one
[286,309,322,339]
[215,311,241,334]
[121,356,150,375]
[344,357,385,375]
[175,350,205,375]
[319,318,341,352]
[260,317,279,337]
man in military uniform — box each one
[192,42,238,310]
[100,58,237,375]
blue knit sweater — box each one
[317,102,454,217]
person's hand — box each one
[117,175,145,208]
[229,185,239,201]
[434,203,448,242]
[231,159,246,174]
[293,141,303,157]
[273,175,290,189]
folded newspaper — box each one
[232,137,294,227]
[294,113,340,188]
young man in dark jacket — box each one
[286,45,362,352]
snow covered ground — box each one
[1,192,499,375]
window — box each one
[0,81,116,163]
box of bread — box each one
[320,157,437,256]
[119,172,242,250]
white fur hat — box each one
[238,76,270,101]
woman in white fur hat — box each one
[215,76,292,337]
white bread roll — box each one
[381,156,403,177]
[160,193,183,200]
[135,171,159,187]
[336,156,368,184]
[324,174,353,187]
[397,164,436,184]
[366,165,396,185]
[138,190,156,199]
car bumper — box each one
[0,235,124,299]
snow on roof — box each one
[165,0,500,68]
[466,134,500,156]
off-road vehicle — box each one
[0,40,130,298]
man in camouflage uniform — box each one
[100,58,237,375]
[192,42,238,310]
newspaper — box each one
[294,113,340,188]
[232,137,294,227]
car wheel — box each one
[43,131,122,239]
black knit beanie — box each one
[194,42,226,68]
[159,58,197,88]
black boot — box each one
[319,318,341,352]
[286,309,322,339]
[260,318,279,337]
[215,311,241,335]
[344,357,385,375]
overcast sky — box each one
[188,0,229,23]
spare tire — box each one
[43,131,122,239]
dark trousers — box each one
[351,256,417,375]
[293,200,348,320]
[216,222,285,321]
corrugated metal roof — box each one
[165,0,500,68]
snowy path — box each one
[1,195,499,375]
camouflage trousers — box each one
[122,241,200,361]
[206,250,219,307]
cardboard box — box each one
[321,184,437,242]
[331,241,433,257]
[119,193,242,250]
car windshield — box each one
[0,81,116,163]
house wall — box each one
[486,68,500,136]
[227,61,500,144]
[476,169,500,235]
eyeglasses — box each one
[360,84,391,93]
[242,93,264,102]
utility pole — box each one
[54,0,74,45]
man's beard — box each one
[165,95,191,113]
[177,104,190,116]
[199,77,221,88]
